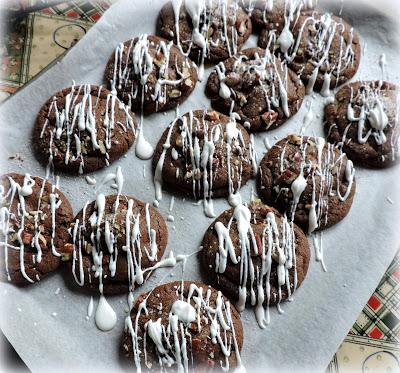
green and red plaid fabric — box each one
[349,252,400,342]
[40,0,114,22]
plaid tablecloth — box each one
[1,1,399,371]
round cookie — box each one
[152,109,256,214]
[205,47,305,132]
[157,1,252,65]
[0,173,73,285]
[258,134,356,233]
[121,281,244,371]
[104,34,198,114]
[243,0,315,31]
[34,84,136,174]
[325,81,400,168]
[259,12,361,94]
[200,200,310,326]
[65,194,168,295]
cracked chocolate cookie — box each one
[157,0,252,68]
[0,173,73,285]
[258,134,356,233]
[205,47,305,132]
[33,84,136,174]
[65,194,168,295]
[325,81,400,168]
[104,34,198,114]
[121,281,244,371]
[200,200,310,326]
[152,109,256,216]
[258,12,361,94]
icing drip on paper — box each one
[95,294,117,331]
[300,101,314,134]
[86,296,94,320]
[135,125,154,160]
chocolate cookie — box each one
[104,34,198,114]
[205,48,305,132]
[258,12,361,94]
[157,1,252,67]
[122,281,244,371]
[152,109,256,216]
[242,0,315,31]
[0,173,73,285]
[65,194,168,295]
[258,134,356,233]
[33,84,136,174]
[200,200,310,327]
[325,81,400,168]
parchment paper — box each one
[0,0,399,372]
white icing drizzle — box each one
[124,282,244,371]
[214,202,298,328]
[214,49,293,127]
[153,110,256,218]
[345,82,392,147]
[171,0,243,81]
[70,167,162,297]
[216,62,231,99]
[42,83,135,173]
[111,34,187,159]
[281,12,357,94]
[281,136,354,235]
[0,174,63,283]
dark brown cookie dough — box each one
[259,12,361,93]
[104,34,198,114]
[152,109,255,205]
[0,173,73,286]
[122,281,244,371]
[65,194,168,295]
[33,84,136,174]
[258,134,356,233]
[157,1,252,64]
[200,200,310,313]
[325,81,400,168]
[205,47,305,132]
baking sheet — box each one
[0,0,400,371]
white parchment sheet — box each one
[0,0,399,371]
